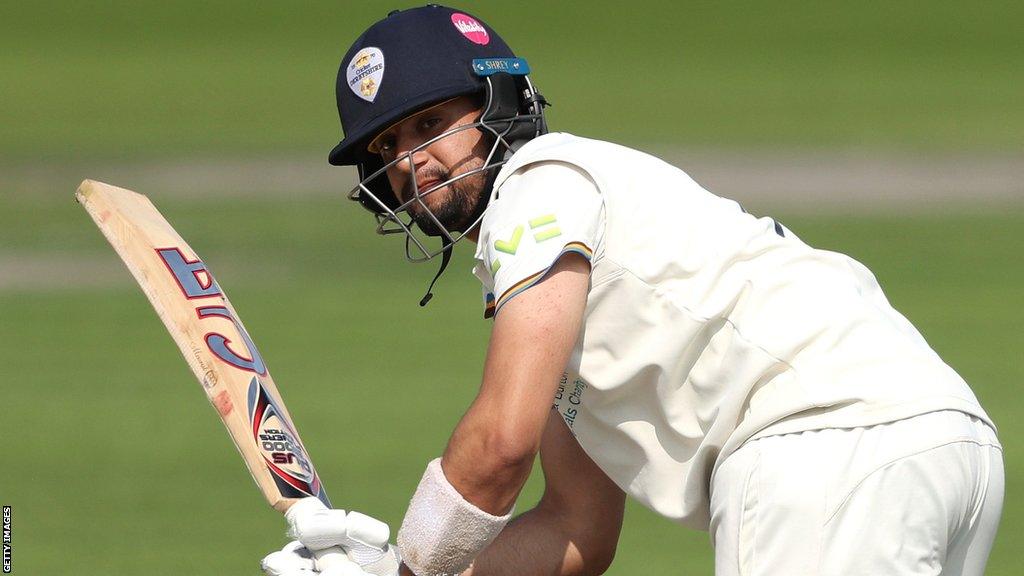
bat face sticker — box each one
[248,377,329,506]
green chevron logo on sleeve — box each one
[528,214,557,228]
[494,225,524,254]
[529,214,561,242]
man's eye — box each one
[420,117,443,131]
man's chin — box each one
[405,180,485,238]
[411,211,455,237]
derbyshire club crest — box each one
[347,47,384,102]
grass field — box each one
[2,1,1021,574]
[2,1,1023,161]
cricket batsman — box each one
[261,5,1003,575]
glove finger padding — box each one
[286,497,397,574]
[261,540,316,576]
[287,498,390,552]
[287,498,351,551]
[317,545,401,576]
[260,538,394,576]
[316,547,371,576]
[344,511,391,550]
[344,543,401,576]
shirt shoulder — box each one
[473,159,604,317]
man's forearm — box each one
[462,505,606,576]
[442,253,592,516]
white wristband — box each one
[397,458,513,576]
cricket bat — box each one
[75,179,329,513]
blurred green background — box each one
[4,0,1023,160]
[1,1,1020,575]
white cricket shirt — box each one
[471,133,992,529]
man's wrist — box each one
[398,458,513,576]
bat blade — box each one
[76,179,329,513]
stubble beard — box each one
[404,162,489,237]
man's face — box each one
[369,96,490,238]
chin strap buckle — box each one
[418,243,453,307]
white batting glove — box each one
[261,540,375,576]
[261,540,316,575]
[260,497,401,576]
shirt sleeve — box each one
[473,161,604,317]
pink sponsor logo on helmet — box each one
[451,13,489,45]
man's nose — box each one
[393,138,429,174]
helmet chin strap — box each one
[418,242,452,307]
